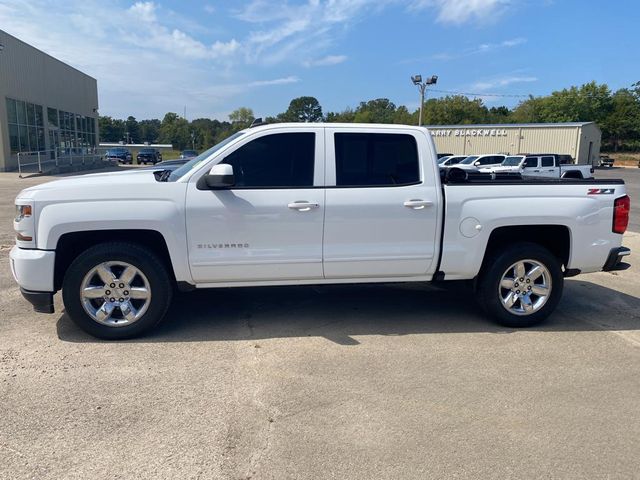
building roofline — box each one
[0,28,96,82]
[427,122,596,129]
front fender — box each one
[36,200,192,283]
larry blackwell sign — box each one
[430,128,508,137]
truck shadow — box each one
[56,278,640,344]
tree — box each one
[325,108,356,123]
[278,96,323,122]
[422,95,489,125]
[159,112,191,150]
[98,116,126,142]
[353,98,397,123]
[229,107,255,129]
[125,116,140,143]
[139,119,161,143]
[602,89,640,151]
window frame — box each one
[325,128,425,188]
[192,126,325,190]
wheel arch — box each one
[54,230,177,291]
[480,225,571,277]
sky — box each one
[1,0,638,121]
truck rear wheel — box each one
[62,242,173,339]
[476,242,563,328]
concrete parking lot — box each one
[1,167,639,479]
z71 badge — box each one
[587,188,615,195]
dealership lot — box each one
[1,167,639,479]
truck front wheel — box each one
[62,242,173,339]
[476,242,564,328]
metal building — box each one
[0,29,99,171]
[428,122,601,164]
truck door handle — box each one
[533,170,540,172]
[288,201,319,212]
[403,199,433,209]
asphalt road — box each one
[1,168,639,479]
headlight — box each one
[15,204,32,222]
[14,202,35,245]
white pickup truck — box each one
[483,154,594,179]
[10,123,631,339]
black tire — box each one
[62,242,173,339]
[476,242,563,328]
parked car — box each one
[454,154,506,170]
[483,154,594,179]
[180,150,198,160]
[104,148,132,164]
[438,155,468,166]
[598,155,615,167]
[136,148,162,165]
[10,123,630,339]
[150,158,189,169]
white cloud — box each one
[129,1,157,23]
[411,0,511,25]
[204,4,215,14]
[303,54,348,67]
[430,37,526,61]
[248,76,300,87]
[471,75,537,91]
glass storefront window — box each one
[16,101,26,125]
[18,125,29,151]
[8,125,19,154]
[35,105,44,127]
[47,107,58,127]
[27,103,36,126]
[6,98,17,123]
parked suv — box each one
[104,148,132,164]
[180,150,198,160]
[456,154,506,169]
[137,148,162,165]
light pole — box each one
[191,131,195,150]
[411,74,438,126]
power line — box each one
[429,88,532,98]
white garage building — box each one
[428,122,601,165]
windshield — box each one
[437,156,450,164]
[140,148,154,153]
[168,131,245,181]
[459,156,479,165]
[502,156,524,166]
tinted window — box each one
[223,132,315,188]
[524,157,538,168]
[541,156,555,167]
[335,133,419,186]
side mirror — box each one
[198,163,235,190]
[474,161,481,167]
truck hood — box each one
[16,169,163,200]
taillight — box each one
[613,195,630,234]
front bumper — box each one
[602,247,631,272]
[10,245,56,291]
[20,288,54,314]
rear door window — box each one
[334,133,419,187]
[541,156,555,167]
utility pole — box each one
[411,74,438,126]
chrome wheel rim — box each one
[498,259,552,316]
[80,261,151,327]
